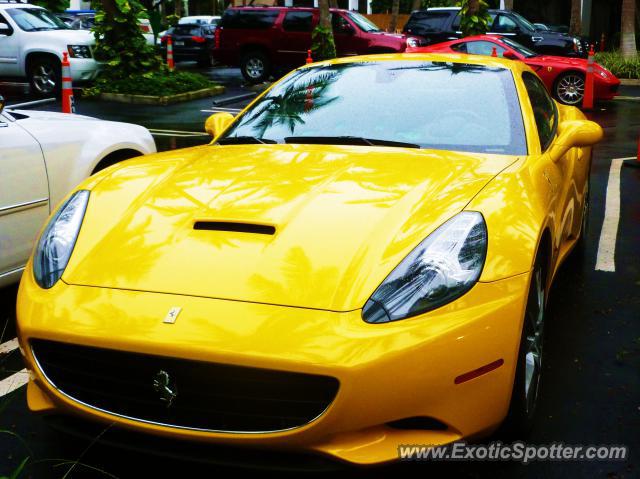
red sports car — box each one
[408,35,620,106]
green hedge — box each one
[594,51,640,79]
[85,71,214,97]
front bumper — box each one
[68,57,101,82]
[594,71,620,101]
[17,269,529,465]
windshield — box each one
[219,60,526,155]
[511,12,536,33]
[500,37,538,58]
[346,12,381,32]
[8,8,69,31]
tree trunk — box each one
[468,0,479,15]
[319,0,331,29]
[100,0,128,39]
[329,0,338,9]
[175,0,182,17]
[388,0,400,32]
[620,0,637,59]
[503,0,513,9]
[411,0,421,13]
[569,0,582,36]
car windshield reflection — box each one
[219,60,527,155]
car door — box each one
[489,13,534,49]
[522,72,577,256]
[277,10,316,67]
[0,12,20,76]
[0,111,50,279]
[332,12,364,57]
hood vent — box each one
[193,221,276,235]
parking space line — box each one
[0,369,28,397]
[201,108,242,114]
[0,338,18,355]
[595,157,633,272]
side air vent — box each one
[193,221,276,235]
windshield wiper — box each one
[284,136,420,149]
[217,136,276,145]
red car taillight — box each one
[161,35,168,44]
[214,27,220,49]
[139,24,151,33]
[192,36,206,43]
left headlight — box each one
[67,45,92,59]
[33,190,89,289]
[363,211,487,324]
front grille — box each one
[31,339,339,433]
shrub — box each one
[594,51,640,79]
[85,71,214,97]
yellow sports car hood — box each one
[64,144,516,311]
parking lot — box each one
[1,63,640,478]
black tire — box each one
[240,50,270,84]
[197,51,213,68]
[502,256,547,438]
[28,55,62,97]
[554,72,585,106]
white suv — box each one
[0,2,99,96]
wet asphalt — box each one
[0,64,639,478]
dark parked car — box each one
[213,6,425,83]
[161,23,215,67]
[403,7,587,58]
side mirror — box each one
[548,120,603,162]
[205,112,234,139]
[502,50,518,60]
[0,22,11,35]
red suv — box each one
[213,7,424,83]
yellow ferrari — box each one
[17,53,602,465]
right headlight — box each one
[363,211,487,324]
[33,190,89,289]
[67,45,92,59]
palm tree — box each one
[388,0,400,33]
[620,0,637,59]
[320,0,331,29]
[569,0,582,36]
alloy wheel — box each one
[556,74,585,105]
[246,58,265,80]
[32,64,57,94]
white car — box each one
[0,3,99,96]
[0,96,156,287]
[178,15,220,26]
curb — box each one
[98,85,225,105]
[620,79,640,86]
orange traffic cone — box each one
[61,52,75,114]
[491,46,497,57]
[306,49,313,64]
[582,45,595,110]
[167,36,175,71]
